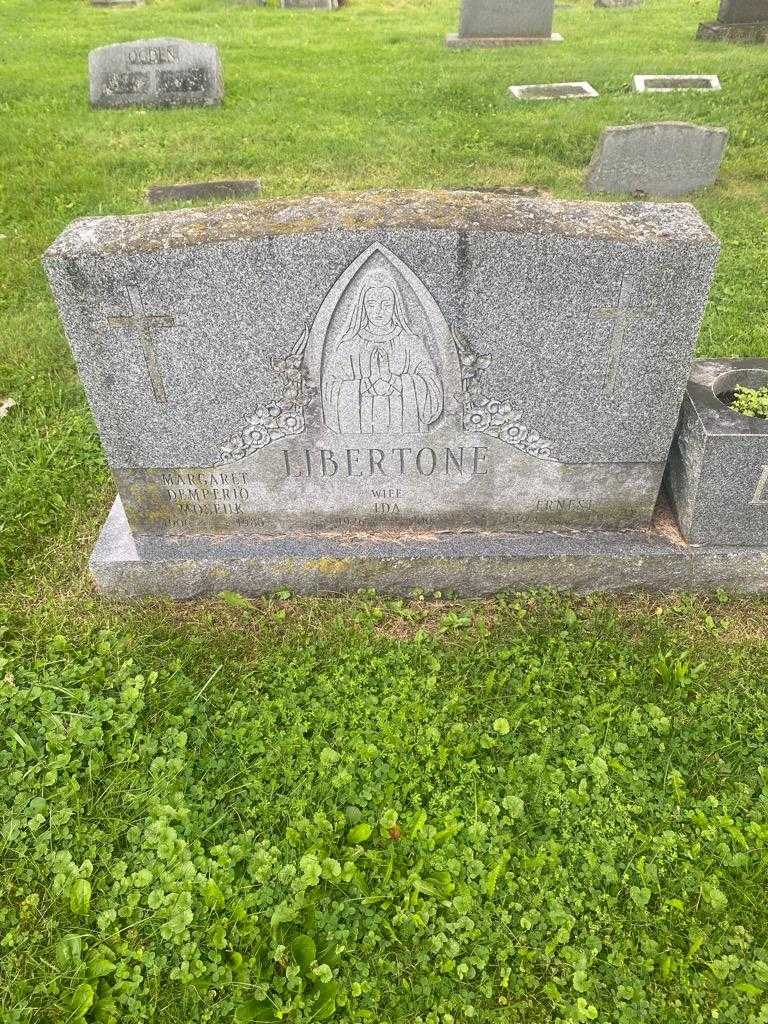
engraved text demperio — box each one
[108,242,673,539]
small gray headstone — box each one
[666,359,768,545]
[585,123,728,197]
[89,38,224,109]
[44,187,718,596]
[595,0,642,7]
[91,0,144,6]
[446,0,562,46]
[147,180,262,205]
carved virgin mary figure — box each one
[321,271,444,436]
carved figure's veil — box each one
[342,270,411,341]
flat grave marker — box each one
[509,82,599,101]
[633,74,721,92]
[147,180,263,205]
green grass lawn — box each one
[2,0,768,1020]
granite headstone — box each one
[698,0,768,39]
[44,190,720,595]
[595,0,642,7]
[446,0,562,46]
[585,123,728,197]
[89,38,224,109]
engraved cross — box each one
[590,275,653,392]
[106,283,176,403]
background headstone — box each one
[89,38,224,109]
[281,0,338,8]
[446,0,562,46]
[91,0,144,6]
[44,188,718,571]
[595,0,642,7]
[509,82,598,100]
[585,123,728,197]
[147,180,262,205]
[718,0,768,22]
[698,0,768,39]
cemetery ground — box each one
[1,0,768,1021]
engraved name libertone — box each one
[282,445,490,478]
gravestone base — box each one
[697,19,768,40]
[445,32,563,47]
[90,495,768,598]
